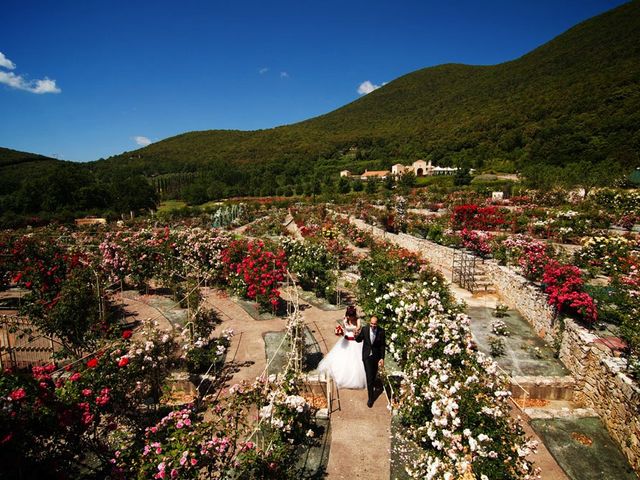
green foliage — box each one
[453,168,472,186]
[281,238,337,299]
[22,267,104,357]
[0,150,158,225]
[489,337,506,357]
[356,246,423,315]
[397,171,416,193]
[185,337,229,374]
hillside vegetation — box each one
[1,2,639,215]
[95,2,640,194]
[0,148,156,226]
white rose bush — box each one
[358,248,538,479]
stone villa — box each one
[340,160,458,180]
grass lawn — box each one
[414,176,455,187]
[197,200,224,209]
[157,200,188,213]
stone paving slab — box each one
[467,305,568,377]
[531,417,638,480]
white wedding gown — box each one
[318,322,366,389]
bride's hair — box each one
[345,305,357,324]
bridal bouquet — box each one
[334,324,344,336]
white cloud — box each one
[357,80,386,95]
[133,136,152,147]
[259,67,269,74]
[280,71,289,78]
[0,71,61,94]
[0,52,16,70]
[0,52,61,94]
[32,78,61,94]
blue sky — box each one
[0,0,628,162]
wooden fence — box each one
[0,315,63,370]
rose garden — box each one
[1,185,639,479]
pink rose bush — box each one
[502,235,554,281]
[459,228,493,258]
[542,262,598,326]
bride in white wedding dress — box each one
[318,306,366,389]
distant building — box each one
[391,164,406,176]
[361,170,390,180]
[341,160,459,181]
[75,217,107,226]
[413,160,428,176]
[391,159,458,177]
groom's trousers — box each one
[363,356,379,402]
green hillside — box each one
[93,1,640,196]
[0,148,156,226]
[0,146,57,167]
[0,148,63,199]
[2,1,640,215]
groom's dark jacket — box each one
[355,325,385,361]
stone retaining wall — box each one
[348,216,455,273]
[559,319,640,472]
[340,213,640,473]
[482,262,556,341]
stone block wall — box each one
[397,233,454,273]
[345,215,454,273]
[560,319,640,472]
[482,261,557,342]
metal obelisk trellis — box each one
[451,248,478,292]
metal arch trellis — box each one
[211,204,244,228]
[451,248,478,292]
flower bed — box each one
[221,239,287,311]
[575,235,636,276]
[357,246,536,479]
[281,237,338,300]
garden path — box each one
[114,290,176,333]
[201,287,391,479]
[310,302,391,480]
[200,287,286,385]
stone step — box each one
[522,399,598,419]
[511,375,576,401]
[473,282,496,293]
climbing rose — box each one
[122,329,133,339]
[87,358,99,368]
[118,357,130,367]
[9,388,26,401]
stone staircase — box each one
[511,375,576,401]
[472,261,496,294]
[510,374,607,423]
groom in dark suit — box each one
[355,315,385,408]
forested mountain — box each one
[93,1,640,197]
[2,1,640,215]
[0,148,156,225]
